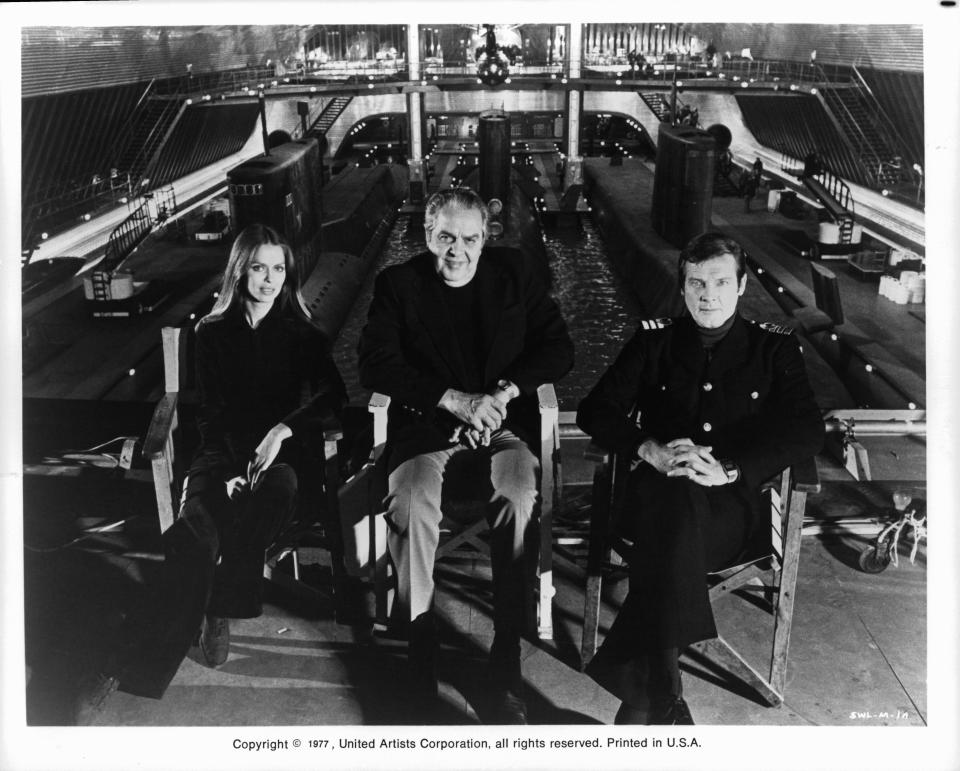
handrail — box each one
[815,88,878,188]
[102,199,152,268]
[851,65,913,171]
[811,168,854,216]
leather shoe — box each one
[488,688,528,725]
[199,614,230,667]
[649,696,695,725]
[74,671,119,726]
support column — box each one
[406,24,425,203]
[564,23,584,193]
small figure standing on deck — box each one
[576,232,824,725]
[742,158,763,211]
[189,224,347,665]
[358,188,574,723]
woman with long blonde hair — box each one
[189,223,346,666]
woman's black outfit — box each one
[187,302,348,617]
[113,303,346,700]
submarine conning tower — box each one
[477,109,512,239]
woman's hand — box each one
[248,423,293,490]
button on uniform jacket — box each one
[576,313,824,492]
[358,247,574,451]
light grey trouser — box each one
[384,428,539,633]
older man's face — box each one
[681,253,746,328]
[427,204,485,287]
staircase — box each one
[113,96,186,184]
[638,91,671,122]
[305,96,353,140]
[802,166,856,245]
[819,82,907,190]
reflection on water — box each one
[333,213,639,411]
[333,217,420,404]
[545,216,640,409]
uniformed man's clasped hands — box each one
[640,437,731,486]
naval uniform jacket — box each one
[358,248,574,457]
[188,302,347,495]
[576,312,824,495]
[576,312,824,669]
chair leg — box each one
[580,459,615,669]
[691,637,782,706]
[537,490,555,641]
[769,486,807,695]
[580,574,602,670]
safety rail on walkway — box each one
[101,186,177,270]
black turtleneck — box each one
[696,313,736,352]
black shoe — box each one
[488,687,528,725]
[614,702,649,724]
[73,671,119,726]
[408,613,439,702]
[199,614,230,667]
[649,696,695,725]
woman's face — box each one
[244,244,287,308]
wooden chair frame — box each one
[580,445,820,706]
[365,385,561,640]
[142,326,347,608]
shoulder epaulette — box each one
[639,317,673,331]
[758,321,795,335]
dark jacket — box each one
[358,248,574,449]
[576,313,824,492]
[190,302,347,484]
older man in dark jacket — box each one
[358,188,574,723]
[577,232,824,725]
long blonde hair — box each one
[199,224,311,327]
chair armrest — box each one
[321,413,344,444]
[536,383,558,411]
[368,392,391,461]
[143,393,178,460]
[368,392,391,412]
[790,456,821,494]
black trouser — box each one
[205,463,299,618]
[586,467,760,710]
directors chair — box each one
[353,386,561,641]
[143,325,350,613]
[580,444,820,706]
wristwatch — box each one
[721,460,740,484]
[494,379,520,401]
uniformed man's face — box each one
[427,204,485,287]
[681,253,746,328]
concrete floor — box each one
[83,476,924,731]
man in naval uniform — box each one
[358,187,574,723]
[576,231,823,725]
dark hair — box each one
[678,231,746,281]
[199,223,310,327]
[423,187,488,239]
